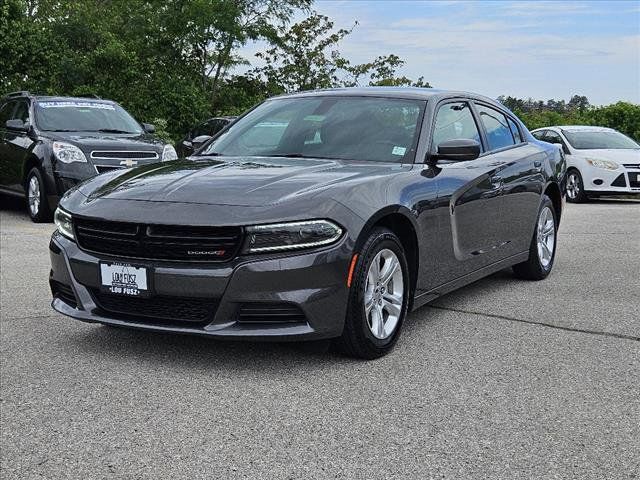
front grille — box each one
[90,150,158,160]
[629,173,640,188]
[95,165,124,174]
[51,281,78,308]
[237,303,306,324]
[74,219,242,262]
[623,163,640,169]
[611,173,627,187]
[91,289,218,324]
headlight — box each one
[242,220,343,253]
[52,142,87,164]
[54,208,75,240]
[586,158,619,170]
[162,144,178,161]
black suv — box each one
[176,116,236,157]
[0,91,177,222]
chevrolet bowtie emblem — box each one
[119,159,138,168]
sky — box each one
[239,0,640,105]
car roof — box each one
[533,125,616,133]
[270,86,500,104]
[33,95,115,104]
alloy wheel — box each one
[364,248,404,340]
[28,176,41,217]
[536,206,555,268]
[566,172,580,200]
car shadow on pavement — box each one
[63,271,515,369]
[1,194,26,213]
[65,323,354,371]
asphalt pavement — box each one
[1,194,639,479]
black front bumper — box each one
[49,231,352,341]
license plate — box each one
[100,262,148,296]
[636,173,640,182]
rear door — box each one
[474,102,544,256]
[0,100,18,189]
[419,99,506,289]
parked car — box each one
[176,116,236,157]
[531,126,640,202]
[49,88,565,359]
[0,91,178,222]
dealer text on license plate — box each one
[100,262,148,296]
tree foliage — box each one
[253,13,429,93]
[498,95,639,141]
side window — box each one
[532,130,547,141]
[507,117,523,143]
[545,131,564,146]
[432,102,482,151]
[0,101,16,126]
[476,104,515,151]
[191,122,209,138]
[13,100,30,123]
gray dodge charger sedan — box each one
[49,88,566,359]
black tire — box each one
[25,167,53,223]
[513,195,557,281]
[566,168,588,203]
[336,227,410,359]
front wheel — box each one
[513,195,557,280]
[566,169,588,203]
[336,228,410,359]
[25,167,53,223]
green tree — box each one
[253,13,428,93]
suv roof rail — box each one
[75,93,101,99]
[5,91,31,98]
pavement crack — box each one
[428,305,640,342]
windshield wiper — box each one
[269,153,341,160]
[95,128,136,134]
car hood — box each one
[44,131,165,153]
[573,149,640,164]
[77,156,407,206]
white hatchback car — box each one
[531,126,640,202]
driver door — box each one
[417,100,505,291]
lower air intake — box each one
[237,303,306,324]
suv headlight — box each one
[54,208,75,240]
[586,158,619,170]
[242,220,343,253]
[53,142,87,163]
[162,144,178,161]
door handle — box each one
[534,160,543,172]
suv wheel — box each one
[513,195,557,280]
[336,227,409,359]
[26,167,52,223]
[566,169,587,203]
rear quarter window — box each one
[476,104,515,151]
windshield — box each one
[562,130,639,150]
[200,96,425,162]
[35,100,143,134]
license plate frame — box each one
[99,262,150,297]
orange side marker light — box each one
[347,254,359,288]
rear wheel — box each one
[25,167,52,223]
[336,228,409,359]
[566,169,588,203]
[513,195,557,280]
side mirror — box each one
[142,123,155,134]
[6,119,29,132]
[192,135,212,152]
[432,139,481,163]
